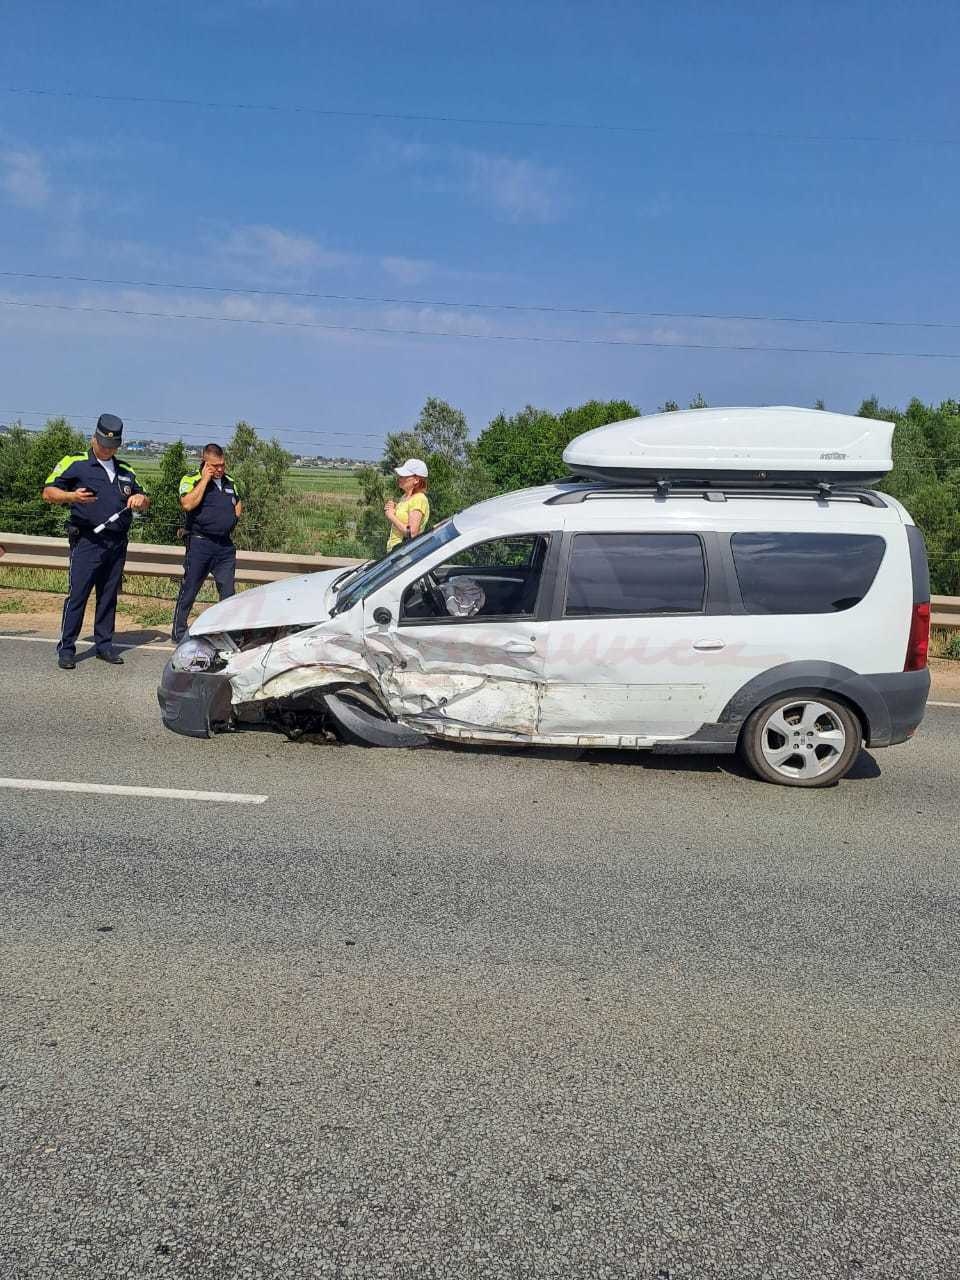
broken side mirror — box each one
[372,606,392,625]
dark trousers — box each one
[58,536,128,658]
[172,536,236,643]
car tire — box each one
[740,693,862,787]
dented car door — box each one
[369,619,548,738]
[362,533,557,740]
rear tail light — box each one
[905,601,931,671]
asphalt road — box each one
[1,635,959,1279]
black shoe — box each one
[96,650,124,665]
[58,655,76,670]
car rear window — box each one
[564,533,706,617]
[731,532,886,614]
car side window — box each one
[563,532,706,617]
[401,534,550,623]
[731,532,886,614]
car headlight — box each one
[169,637,225,673]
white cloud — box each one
[379,304,496,338]
[380,255,436,285]
[376,137,568,224]
[215,224,358,280]
[208,224,459,290]
[0,148,50,209]
[455,147,567,223]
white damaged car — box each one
[158,407,931,786]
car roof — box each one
[453,481,910,537]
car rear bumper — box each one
[863,667,931,746]
[157,661,234,738]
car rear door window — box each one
[564,533,706,617]
[731,532,886,614]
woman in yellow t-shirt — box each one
[384,458,430,551]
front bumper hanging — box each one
[157,661,234,738]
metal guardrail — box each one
[1,531,959,627]
[932,596,960,629]
[0,532,364,584]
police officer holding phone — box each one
[171,443,243,644]
[42,413,150,670]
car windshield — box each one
[333,521,460,614]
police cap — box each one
[94,413,124,447]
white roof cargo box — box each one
[562,406,894,486]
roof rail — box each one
[545,483,887,509]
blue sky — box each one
[0,0,957,458]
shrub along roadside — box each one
[0,417,87,537]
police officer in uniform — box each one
[171,443,243,644]
[42,413,150,670]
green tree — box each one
[139,440,190,545]
[863,396,960,593]
[226,421,293,552]
[382,396,469,469]
[354,464,391,555]
[472,398,639,490]
[688,392,709,409]
[0,417,87,534]
[857,394,897,421]
[470,405,557,490]
[658,400,680,412]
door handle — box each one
[692,638,725,651]
[505,640,537,654]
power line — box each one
[4,269,957,333]
[0,414,384,450]
[4,86,958,148]
[0,407,384,442]
[3,296,960,360]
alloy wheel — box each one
[759,699,848,781]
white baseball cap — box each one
[394,458,428,478]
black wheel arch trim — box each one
[714,661,892,746]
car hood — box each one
[189,568,348,634]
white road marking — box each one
[0,634,175,651]
[0,778,267,804]
[928,700,960,709]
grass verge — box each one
[0,594,35,614]
[932,626,960,661]
[0,565,244,603]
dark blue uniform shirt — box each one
[179,471,242,541]
[44,450,145,539]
